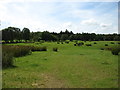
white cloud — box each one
[100,23,112,28]
[0,1,118,34]
[81,18,98,25]
[63,22,72,28]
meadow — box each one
[2,41,119,88]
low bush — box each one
[65,40,70,44]
[2,45,31,57]
[100,48,104,50]
[110,42,115,44]
[74,44,77,46]
[74,42,84,46]
[85,44,92,46]
[2,45,47,68]
[61,42,64,44]
[2,45,31,68]
[13,46,31,57]
[111,47,120,55]
[40,46,47,51]
[94,42,97,44]
[78,42,84,46]
[2,51,14,68]
[53,47,58,52]
[30,46,47,51]
[118,42,120,44]
[57,42,60,44]
[105,44,108,46]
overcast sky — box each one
[0,0,119,34]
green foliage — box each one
[2,50,14,68]
[94,42,97,44]
[100,48,104,50]
[2,41,118,88]
[111,47,120,55]
[74,44,77,46]
[61,42,64,44]
[61,34,68,41]
[53,47,58,52]
[65,40,70,44]
[105,44,108,46]
[22,28,30,41]
[118,42,120,44]
[110,42,115,44]
[57,42,60,44]
[85,44,92,46]
[30,46,47,51]
[2,45,31,68]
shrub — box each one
[111,47,120,55]
[74,44,77,46]
[65,40,69,44]
[105,44,108,46]
[53,47,58,52]
[100,48,104,50]
[57,42,60,44]
[85,44,92,46]
[2,50,14,68]
[12,45,31,57]
[118,42,120,44]
[110,42,115,44]
[40,46,47,51]
[30,46,47,51]
[61,42,64,44]
[2,45,32,68]
[94,42,97,44]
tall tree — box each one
[22,28,30,41]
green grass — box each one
[2,41,118,88]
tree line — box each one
[1,26,120,43]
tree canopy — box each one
[1,26,120,43]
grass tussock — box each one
[53,47,58,52]
[85,44,92,46]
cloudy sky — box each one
[0,0,119,34]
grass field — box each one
[2,41,119,88]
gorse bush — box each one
[65,40,70,44]
[2,50,14,68]
[61,42,64,44]
[105,44,108,46]
[12,45,31,57]
[3,45,31,57]
[100,48,104,50]
[111,46,120,55]
[74,44,77,46]
[78,42,84,46]
[85,44,92,46]
[110,42,115,44]
[2,45,47,68]
[74,42,84,46]
[118,42,120,44]
[2,45,32,68]
[53,47,58,52]
[57,42,60,44]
